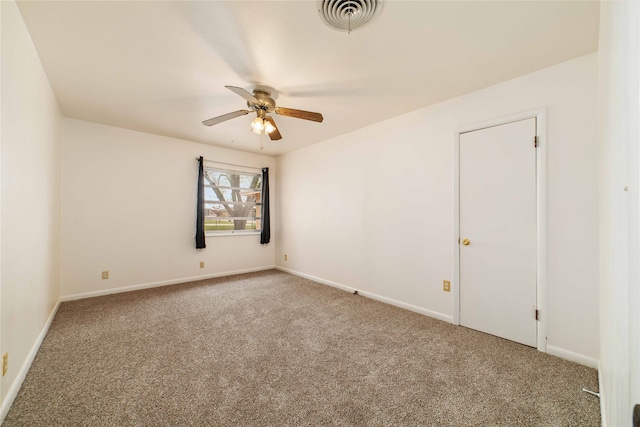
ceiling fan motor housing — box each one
[250,90,276,113]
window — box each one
[203,167,262,234]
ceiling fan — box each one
[202,86,324,141]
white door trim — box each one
[452,108,547,352]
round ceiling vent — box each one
[317,0,383,33]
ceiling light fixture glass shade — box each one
[251,116,275,135]
[263,119,275,134]
[251,117,265,134]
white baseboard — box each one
[61,265,276,302]
[546,345,599,369]
[276,266,358,293]
[0,299,61,423]
[275,266,453,324]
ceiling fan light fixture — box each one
[251,116,276,135]
[251,117,276,135]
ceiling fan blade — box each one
[265,116,282,140]
[202,110,250,126]
[275,107,323,123]
[225,86,259,103]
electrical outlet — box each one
[284,254,288,261]
[200,261,205,268]
[102,271,109,280]
[2,352,8,376]
[443,280,451,292]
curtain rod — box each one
[195,157,263,170]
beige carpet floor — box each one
[3,269,600,426]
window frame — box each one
[202,165,262,237]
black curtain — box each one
[196,156,206,249]
[260,167,270,244]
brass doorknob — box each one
[462,238,471,246]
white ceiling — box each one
[17,1,599,156]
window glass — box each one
[203,168,262,234]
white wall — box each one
[277,53,599,363]
[61,119,275,298]
[0,0,62,415]
[598,0,639,425]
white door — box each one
[459,118,537,347]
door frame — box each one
[452,108,547,352]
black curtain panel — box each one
[260,167,271,244]
[196,156,206,249]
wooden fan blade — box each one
[265,116,282,140]
[275,107,323,123]
[225,86,259,103]
[202,110,250,126]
